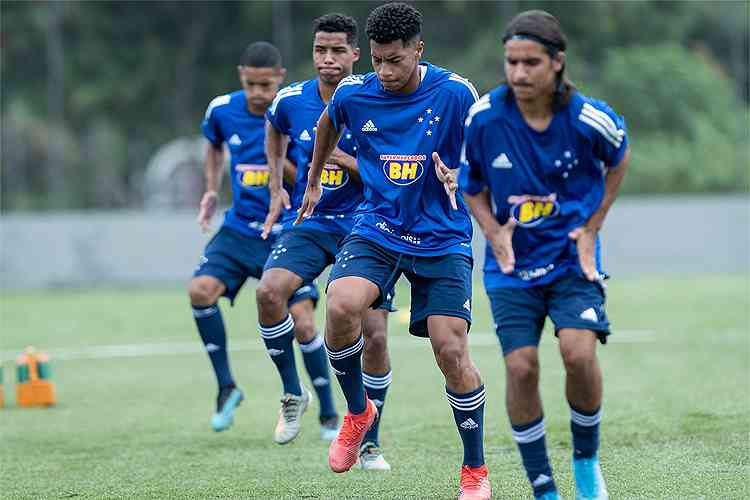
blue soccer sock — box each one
[362,370,392,446]
[259,314,301,396]
[299,333,337,418]
[325,336,366,414]
[193,304,235,389]
[446,385,486,468]
[570,405,602,459]
[511,415,557,497]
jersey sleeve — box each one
[328,75,362,132]
[459,116,487,196]
[201,95,229,146]
[266,85,298,135]
[577,98,628,168]
[448,73,480,122]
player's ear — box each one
[276,67,287,83]
[415,39,425,59]
[352,46,361,63]
[552,52,565,73]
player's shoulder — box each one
[569,91,625,146]
[204,90,243,120]
[332,73,371,102]
[269,80,310,115]
[465,85,510,128]
[428,63,480,103]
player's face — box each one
[237,66,285,113]
[504,39,563,103]
[313,32,360,86]
[370,38,424,93]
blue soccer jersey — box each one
[267,79,361,234]
[202,90,282,239]
[460,85,628,288]
[327,62,479,257]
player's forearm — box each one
[204,144,224,193]
[309,109,342,185]
[465,190,502,236]
[587,148,630,231]
[265,121,289,194]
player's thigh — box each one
[406,253,473,338]
[264,227,337,284]
[193,227,254,304]
[327,235,401,310]
[486,285,547,356]
[547,272,610,344]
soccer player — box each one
[189,41,323,435]
[296,3,490,498]
[460,10,630,500]
[257,14,394,464]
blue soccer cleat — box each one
[211,386,244,432]
[573,455,608,500]
[535,490,562,500]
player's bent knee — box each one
[188,277,222,306]
[560,345,596,373]
[255,278,284,310]
[292,315,316,342]
[363,331,387,355]
[505,353,540,386]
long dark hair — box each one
[502,10,576,110]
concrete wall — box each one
[1,195,748,291]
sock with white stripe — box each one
[570,405,601,459]
[259,315,301,396]
[363,370,392,446]
[511,415,557,497]
[299,334,336,418]
[446,385,486,468]
[326,336,366,414]
[193,304,235,389]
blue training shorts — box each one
[264,227,396,312]
[327,235,472,337]
[487,271,610,355]
[193,226,319,307]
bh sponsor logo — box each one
[236,164,269,188]
[508,193,560,228]
[380,154,426,186]
[320,164,349,190]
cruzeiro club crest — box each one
[380,154,426,186]
[236,164,269,189]
[508,193,560,228]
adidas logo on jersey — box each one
[228,134,242,145]
[580,307,598,322]
[267,348,285,357]
[460,418,479,430]
[492,153,512,168]
[361,120,378,132]
[299,129,312,141]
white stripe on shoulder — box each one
[204,94,231,120]
[269,84,304,115]
[449,73,480,102]
[579,102,624,148]
[464,93,491,127]
[332,75,364,99]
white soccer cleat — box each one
[358,442,392,471]
[273,386,311,444]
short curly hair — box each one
[239,41,282,68]
[313,13,358,47]
[366,2,422,45]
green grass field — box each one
[1,275,748,499]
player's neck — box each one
[317,78,340,104]
[515,94,554,131]
[245,100,267,117]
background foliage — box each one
[2,0,748,210]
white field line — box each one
[0,331,655,363]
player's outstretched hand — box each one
[197,190,218,233]
[262,188,291,239]
[294,183,322,225]
[569,226,599,281]
[488,217,517,274]
[432,152,458,210]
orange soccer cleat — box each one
[458,464,492,500]
[328,398,377,473]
